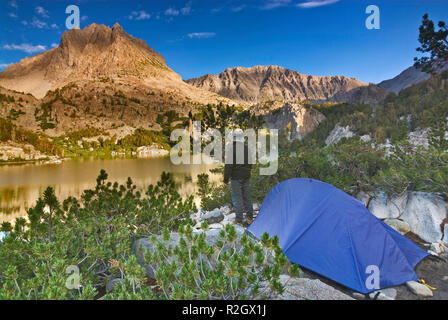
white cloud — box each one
[0,63,11,69]
[30,17,48,29]
[165,8,180,16]
[211,7,223,13]
[51,43,59,48]
[181,1,193,15]
[9,1,18,9]
[165,2,193,17]
[35,6,49,18]
[262,0,292,10]
[128,10,151,21]
[297,0,340,8]
[3,43,47,54]
[187,32,216,39]
[9,12,18,18]
[232,5,247,12]
[23,16,57,29]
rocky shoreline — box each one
[0,141,62,164]
[0,142,170,165]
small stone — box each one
[352,292,366,300]
[200,209,224,224]
[406,281,433,297]
[225,213,236,222]
[442,276,448,281]
[430,241,447,255]
[369,288,397,300]
[220,206,231,216]
[384,219,411,235]
[106,278,124,293]
[208,223,223,229]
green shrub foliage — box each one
[143,223,297,300]
[0,170,196,299]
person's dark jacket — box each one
[224,141,252,184]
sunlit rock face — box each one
[187,65,386,105]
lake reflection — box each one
[0,157,220,223]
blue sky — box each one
[1,0,447,83]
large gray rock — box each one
[406,281,433,297]
[262,275,353,300]
[264,103,326,141]
[356,191,371,207]
[132,226,248,279]
[401,192,447,243]
[384,219,411,235]
[368,192,408,220]
[133,233,183,279]
[360,134,372,143]
[325,125,354,147]
[200,209,224,224]
[408,129,430,149]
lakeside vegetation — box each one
[0,171,292,299]
[0,118,62,158]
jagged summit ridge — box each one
[186,65,375,104]
[58,23,164,63]
[0,23,176,98]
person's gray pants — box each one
[230,179,254,222]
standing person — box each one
[224,131,254,227]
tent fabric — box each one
[248,178,428,294]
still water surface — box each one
[0,157,219,223]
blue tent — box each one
[248,178,428,294]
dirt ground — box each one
[300,232,448,300]
[396,233,448,300]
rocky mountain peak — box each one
[0,23,173,98]
[58,23,161,60]
[186,65,383,104]
[378,61,448,94]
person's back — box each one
[224,141,252,181]
[224,141,254,226]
